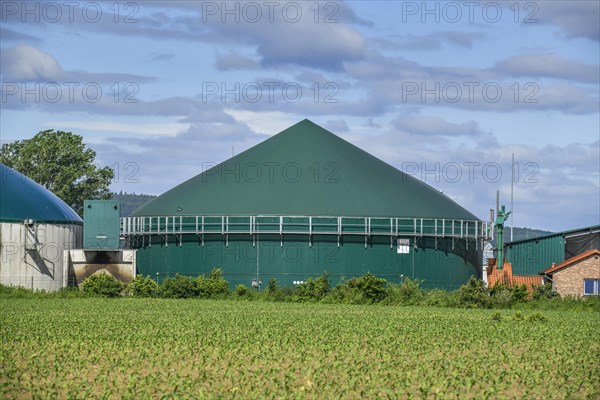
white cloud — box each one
[324,118,349,132]
[1,45,63,81]
[392,115,484,137]
[45,120,190,136]
[224,109,301,135]
[0,45,154,84]
[382,31,483,51]
[495,53,599,83]
[215,52,260,70]
[537,1,600,42]
[254,22,367,70]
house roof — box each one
[512,275,543,287]
[132,119,479,220]
[541,249,600,275]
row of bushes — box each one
[262,274,565,309]
[2,271,599,311]
[81,269,229,298]
[92,271,600,311]
[0,269,228,299]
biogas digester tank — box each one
[122,120,486,289]
[0,163,83,291]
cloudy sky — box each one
[1,0,598,233]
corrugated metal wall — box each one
[506,234,565,275]
[134,235,481,290]
[0,222,82,291]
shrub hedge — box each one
[2,270,598,312]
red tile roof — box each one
[512,275,543,287]
[487,261,542,293]
[541,249,600,275]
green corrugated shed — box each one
[83,200,121,249]
[133,119,477,220]
[0,163,82,224]
[505,225,600,275]
[506,234,565,275]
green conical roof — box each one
[133,120,478,220]
[0,163,82,224]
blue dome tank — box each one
[0,163,82,224]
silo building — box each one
[122,120,487,289]
[0,163,82,291]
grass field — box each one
[1,299,598,399]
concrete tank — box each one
[0,163,82,291]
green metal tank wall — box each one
[135,235,481,290]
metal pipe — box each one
[510,150,515,242]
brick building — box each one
[503,225,599,276]
[485,225,600,295]
[540,249,600,297]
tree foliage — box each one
[384,278,425,305]
[160,274,197,298]
[127,275,159,297]
[195,268,230,298]
[294,272,331,301]
[332,273,388,304]
[235,284,250,297]
[532,283,559,300]
[0,130,114,215]
[112,191,156,217]
[457,276,491,308]
[81,274,123,298]
[265,278,288,301]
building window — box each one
[583,279,600,295]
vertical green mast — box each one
[495,205,511,269]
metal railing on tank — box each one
[121,215,490,250]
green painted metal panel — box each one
[506,234,565,275]
[134,235,481,291]
[84,200,121,249]
[0,163,82,224]
[131,120,478,220]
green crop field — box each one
[1,299,598,399]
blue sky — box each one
[1,1,598,232]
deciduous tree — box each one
[0,130,113,215]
